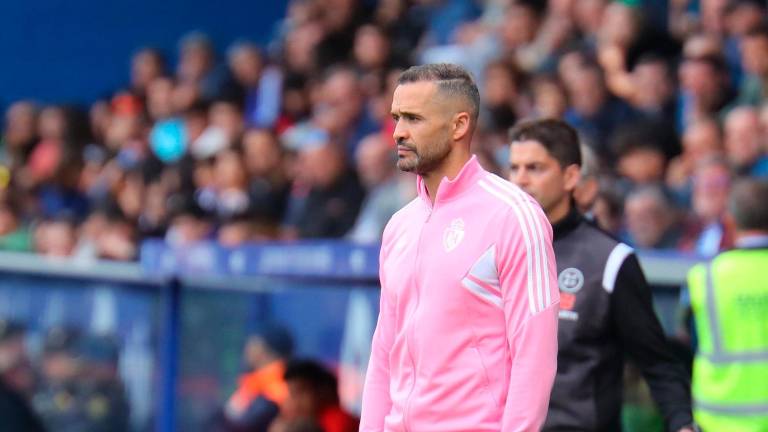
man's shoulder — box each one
[391,197,421,221]
[381,197,421,239]
[569,219,627,251]
[472,172,542,216]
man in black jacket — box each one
[508,119,696,432]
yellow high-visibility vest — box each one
[688,247,768,432]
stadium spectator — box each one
[563,60,636,155]
[33,327,83,431]
[623,185,683,249]
[0,198,32,252]
[282,136,364,239]
[77,334,129,432]
[222,323,294,432]
[627,54,677,123]
[347,131,412,243]
[679,156,735,256]
[176,32,225,100]
[242,128,291,223]
[677,54,733,130]
[34,216,79,258]
[0,320,34,396]
[1,100,38,171]
[130,48,166,101]
[271,360,357,432]
[736,22,768,105]
[0,380,45,432]
[723,105,768,176]
[667,117,724,195]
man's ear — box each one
[563,164,582,192]
[452,112,471,141]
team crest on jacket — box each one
[443,218,465,252]
[558,267,584,293]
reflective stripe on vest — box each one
[702,263,768,364]
[695,400,768,416]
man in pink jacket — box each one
[360,63,560,431]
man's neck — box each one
[422,147,471,203]
[547,199,572,225]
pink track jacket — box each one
[360,156,559,432]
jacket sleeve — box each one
[610,254,693,431]
[497,203,560,431]
[359,228,395,431]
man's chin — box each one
[397,159,418,173]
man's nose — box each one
[393,120,408,142]
[510,169,528,186]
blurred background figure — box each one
[0,321,44,431]
[77,334,129,432]
[686,178,768,431]
[219,323,294,432]
[0,320,35,397]
[679,157,734,256]
[723,105,768,176]
[269,360,357,432]
[623,185,682,249]
[347,131,413,243]
[33,326,83,432]
[282,131,365,239]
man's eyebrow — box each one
[392,109,422,117]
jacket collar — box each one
[552,207,582,241]
[416,155,484,208]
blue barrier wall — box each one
[0,0,288,107]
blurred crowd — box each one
[0,320,127,431]
[2,0,768,262]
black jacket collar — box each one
[552,208,583,241]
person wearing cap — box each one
[222,323,294,431]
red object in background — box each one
[27,139,62,182]
[381,117,396,146]
[560,293,576,311]
[318,405,359,432]
[111,92,142,117]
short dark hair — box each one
[284,359,340,405]
[684,54,728,74]
[726,0,766,16]
[398,63,480,122]
[729,178,768,231]
[611,120,677,160]
[745,21,768,41]
[509,118,582,168]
